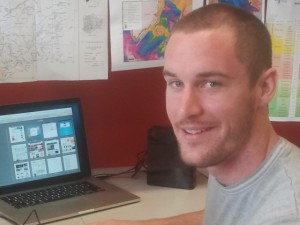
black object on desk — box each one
[146,126,196,190]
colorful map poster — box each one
[267,0,300,121]
[207,0,265,21]
[110,0,204,71]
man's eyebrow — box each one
[162,70,230,79]
[162,70,176,77]
[196,71,230,79]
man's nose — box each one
[179,88,204,118]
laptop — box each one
[0,98,140,225]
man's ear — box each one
[258,68,277,107]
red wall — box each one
[273,122,300,148]
[0,69,300,169]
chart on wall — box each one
[267,0,300,121]
[206,0,265,21]
[110,0,204,71]
[0,0,108,82]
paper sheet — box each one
[207,0,265,22]
[267,0,300,121]
[0,0,108,82]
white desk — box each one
[0,170,208,225]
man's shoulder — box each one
[276,137,300,169]
[260,138,300,217]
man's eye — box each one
[170,81,184,88]
[205,81,219,88]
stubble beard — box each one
[177,113,256,169]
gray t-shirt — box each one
[203,138,300,225]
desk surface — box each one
[1,170,208,225]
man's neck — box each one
[206,123,279,186]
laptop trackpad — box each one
[36,197,96,220]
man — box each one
[91,3,300,225]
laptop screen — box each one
[0,98,90,194]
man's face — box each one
[163,29,259,168]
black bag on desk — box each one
[146,126,196,189]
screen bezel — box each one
[0,98,91,195]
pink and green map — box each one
[123,0,192,62]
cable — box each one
[93,150,148,179]
[0,213,18,225]
[94,167,136,179]
[22,209,41,225]
[131,150,148,177]
[0,205,42,224]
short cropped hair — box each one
[171,3,272,86]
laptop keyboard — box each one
[1,181,104,209]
